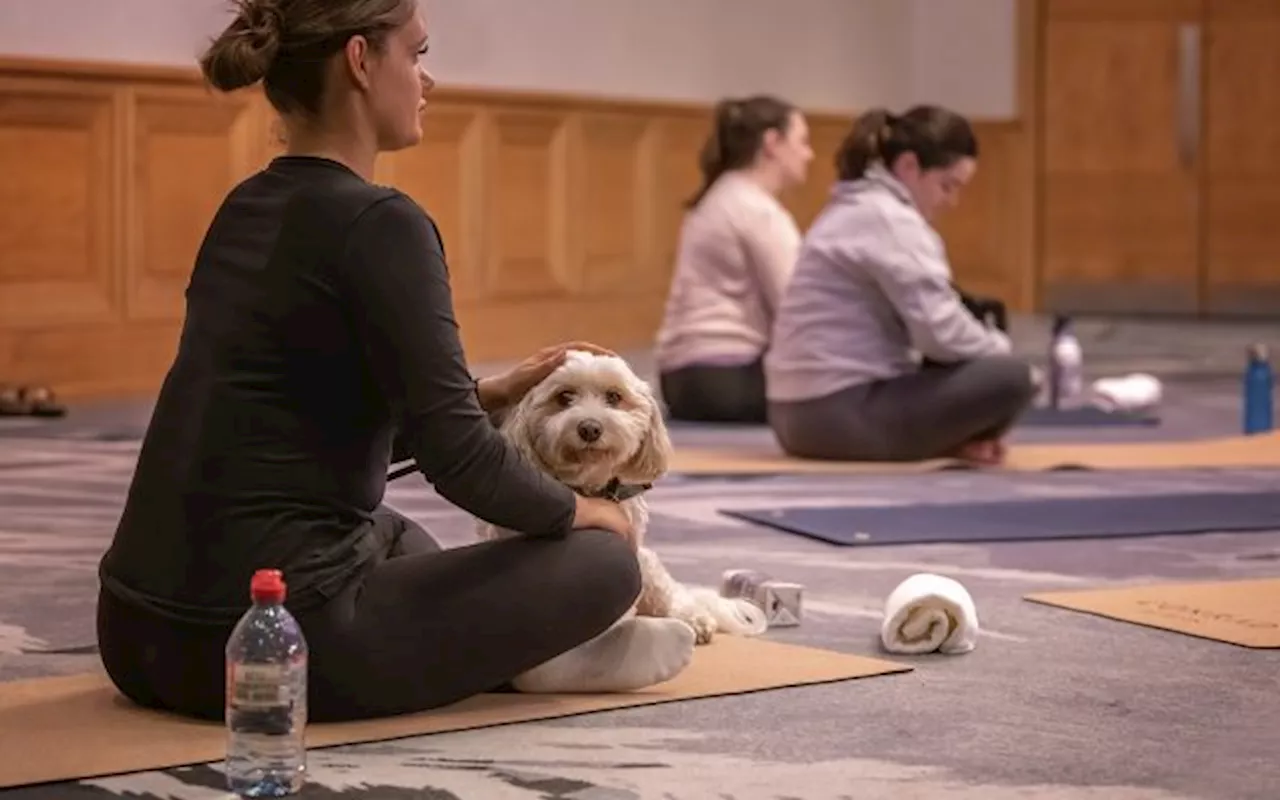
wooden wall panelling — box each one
[1201,0,1280,315]
[0,75,119,330]
[643,113,710,293]
[1038,0,1205,315]
[0,74,151,398]
[0,57,1031,399]
[573,111,650,296]
[447,105,708,362]
[1037,0,1280,317]
[483,106,571,301]
[1014,0,1041,315]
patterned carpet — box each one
[2,375,1280,798]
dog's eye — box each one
[604,390,623,407]
[555,390,576,407]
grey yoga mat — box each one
[720,490,1280,546]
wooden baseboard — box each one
[0,56,1030,399]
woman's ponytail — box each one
[834,105,978,181]
[834,108,897,181]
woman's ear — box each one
[760,127,783,158]
[889,149,921,182]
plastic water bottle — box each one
[1243,343,1274,435]
[1047,315,1084,409]
[225,568,308,797]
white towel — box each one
[880,573,980,655]
[1090,372,1163,413]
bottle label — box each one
[228,662,295,710]
[232,732,304,760]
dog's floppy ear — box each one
[618,381,673,484]
[496,394,549,473]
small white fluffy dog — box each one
[475,349,767,693]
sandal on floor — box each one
[19,385,67,418]
[0,385,28,416]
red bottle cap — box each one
[250,569,287,604]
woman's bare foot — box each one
[953,438,1006,466]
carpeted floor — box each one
[1,321,1279,799]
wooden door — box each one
[1039,0,1205,315]
[1201,0,1280,316]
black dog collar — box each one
[582,477,652,502]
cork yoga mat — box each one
[1025,578,1280,649]
[0,636,909,790]
[668,432,1280,476]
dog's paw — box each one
[675,607,717,645]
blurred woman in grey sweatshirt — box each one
[764,106,1034,466]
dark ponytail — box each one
[687,95,797,208]
[835,104,978,181]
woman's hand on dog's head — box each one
[546,340,617,360]
[478,341,619,413]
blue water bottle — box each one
[1243,343,1274,435]
[225,568,308,797]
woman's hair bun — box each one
[199,0,284,92]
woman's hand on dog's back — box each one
[573,495,638,550]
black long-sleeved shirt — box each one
[99,155,575,621]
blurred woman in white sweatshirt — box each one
[654,95,814,424]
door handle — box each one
[1176,22,1202,170]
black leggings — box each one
[769,355,1036,462]
[659,359,767,424]
[97,507,641,723]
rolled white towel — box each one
[1090,372,1162,413]
[880,573,979,655]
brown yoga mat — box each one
[668,432,1280,475]
[1025,577,1280,649]
[0,635,908,790]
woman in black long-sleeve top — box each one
[96,0,690,724]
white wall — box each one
[906,0,1017,119]
[0,0,1017,118]
[425,0,913,113]
[0,0,231,70]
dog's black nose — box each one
[577,420,603,443]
